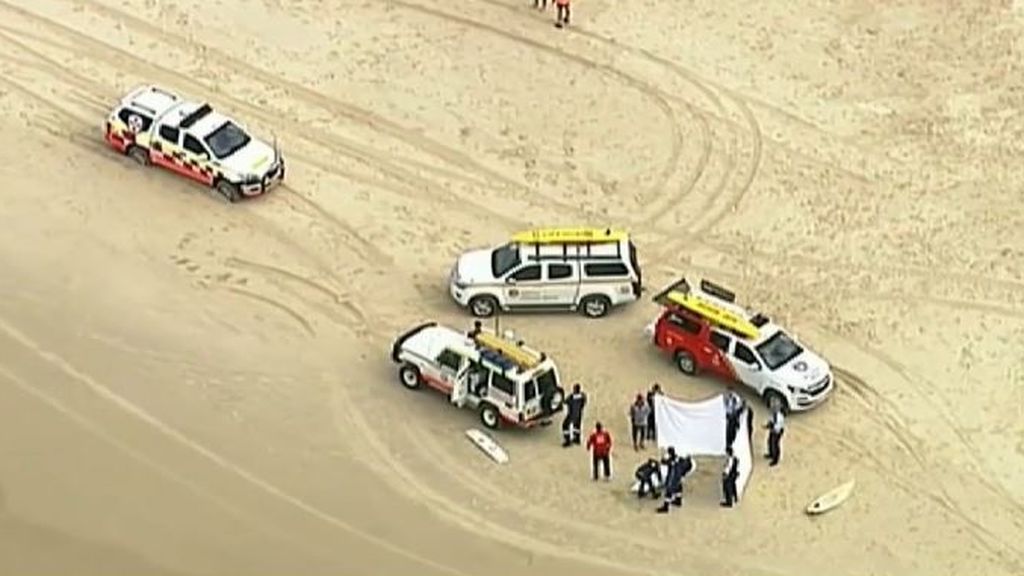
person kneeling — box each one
[635,458,662,499]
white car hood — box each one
[455,248,497,285]
[774,350,830,389]
[219,138,276,177]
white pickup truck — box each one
[104,85,284,202]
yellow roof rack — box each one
[473,332,543,370]
[664,291,760,339]
[511,227,628,244]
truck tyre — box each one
[763,389,790,414]
[398,364,422,390]
[216,180,241,203]
[479,403,500,430]
[542,386,565,414]
[469,295,498,318]
[127,145,151,167]
[674,350,697,375]
[579,295,611,318]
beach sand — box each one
[1,0,1022,574]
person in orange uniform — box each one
[554,0,570,28]
[586,422,613,481]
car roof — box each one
[407,325,554,377]
[410,325,476,359]
[189,110,231,138]
[121,85,181,118]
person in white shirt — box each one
[723,388,745,449]
[764,407,785,466]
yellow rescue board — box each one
[511,227,627,244]
[474,332,542,369]
[665,291,759,339]
[806,480,855,515]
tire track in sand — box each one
[441,0,760,243]
[825,362,1024,571]
[0,4,537,235]
[385,0,687,214]
[76,0,552,200]
[0,316,468,576]
[69,0,594,219]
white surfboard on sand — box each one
[465,428,508,464]
[806,480,855,515]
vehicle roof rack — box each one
[179,103,213,129]
[473,331,544,371]
[699,279,736,303]
[511,227,628,245]
[653,276,760,340]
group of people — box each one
[562,379,788,513]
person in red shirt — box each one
[586,422,613,481]
[554,0,570,28]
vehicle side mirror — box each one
[506,276,517,284]
[752,361,762,371]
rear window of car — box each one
[583,262,629,277]
[667,313,701,335]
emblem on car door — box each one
[509,289,519,296]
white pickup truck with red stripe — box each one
[104,85,284,202]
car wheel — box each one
[543,387,565,413]
[399,364,421,390]
[480,404,500,430]
[127,145,150,167]
[764,389,789,414]
[469,295,498,318]
[674,350,697,375]
[216,180,241,203]
[579,295,611,318]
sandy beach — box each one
[1,0,1023,574]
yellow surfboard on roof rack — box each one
[511,227,628,244]
[665,291,760,340]
[474,332,543,369]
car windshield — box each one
[755,330,805,371]
[204,121,251,159]
[491,243,521,277]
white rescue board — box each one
[806,480,855,515]
[465,428,509,464]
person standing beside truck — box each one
[562,383,587,447]
[645,383,662,442]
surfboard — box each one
[665,291,759,339]
[806,480,855,515]
[511,227,627,244]
[465,428,509,464]
[473,332,542,369]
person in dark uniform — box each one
[656,447,683,513]
[720,446,739,507]
[645,383,662,442]
[562,383,587,447]
[467,320,482,338]
[634,458,662,499]
[764,407,785,466]
[745,404,754,446]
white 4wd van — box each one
[391,322,566,429]
[449,228,643,318]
